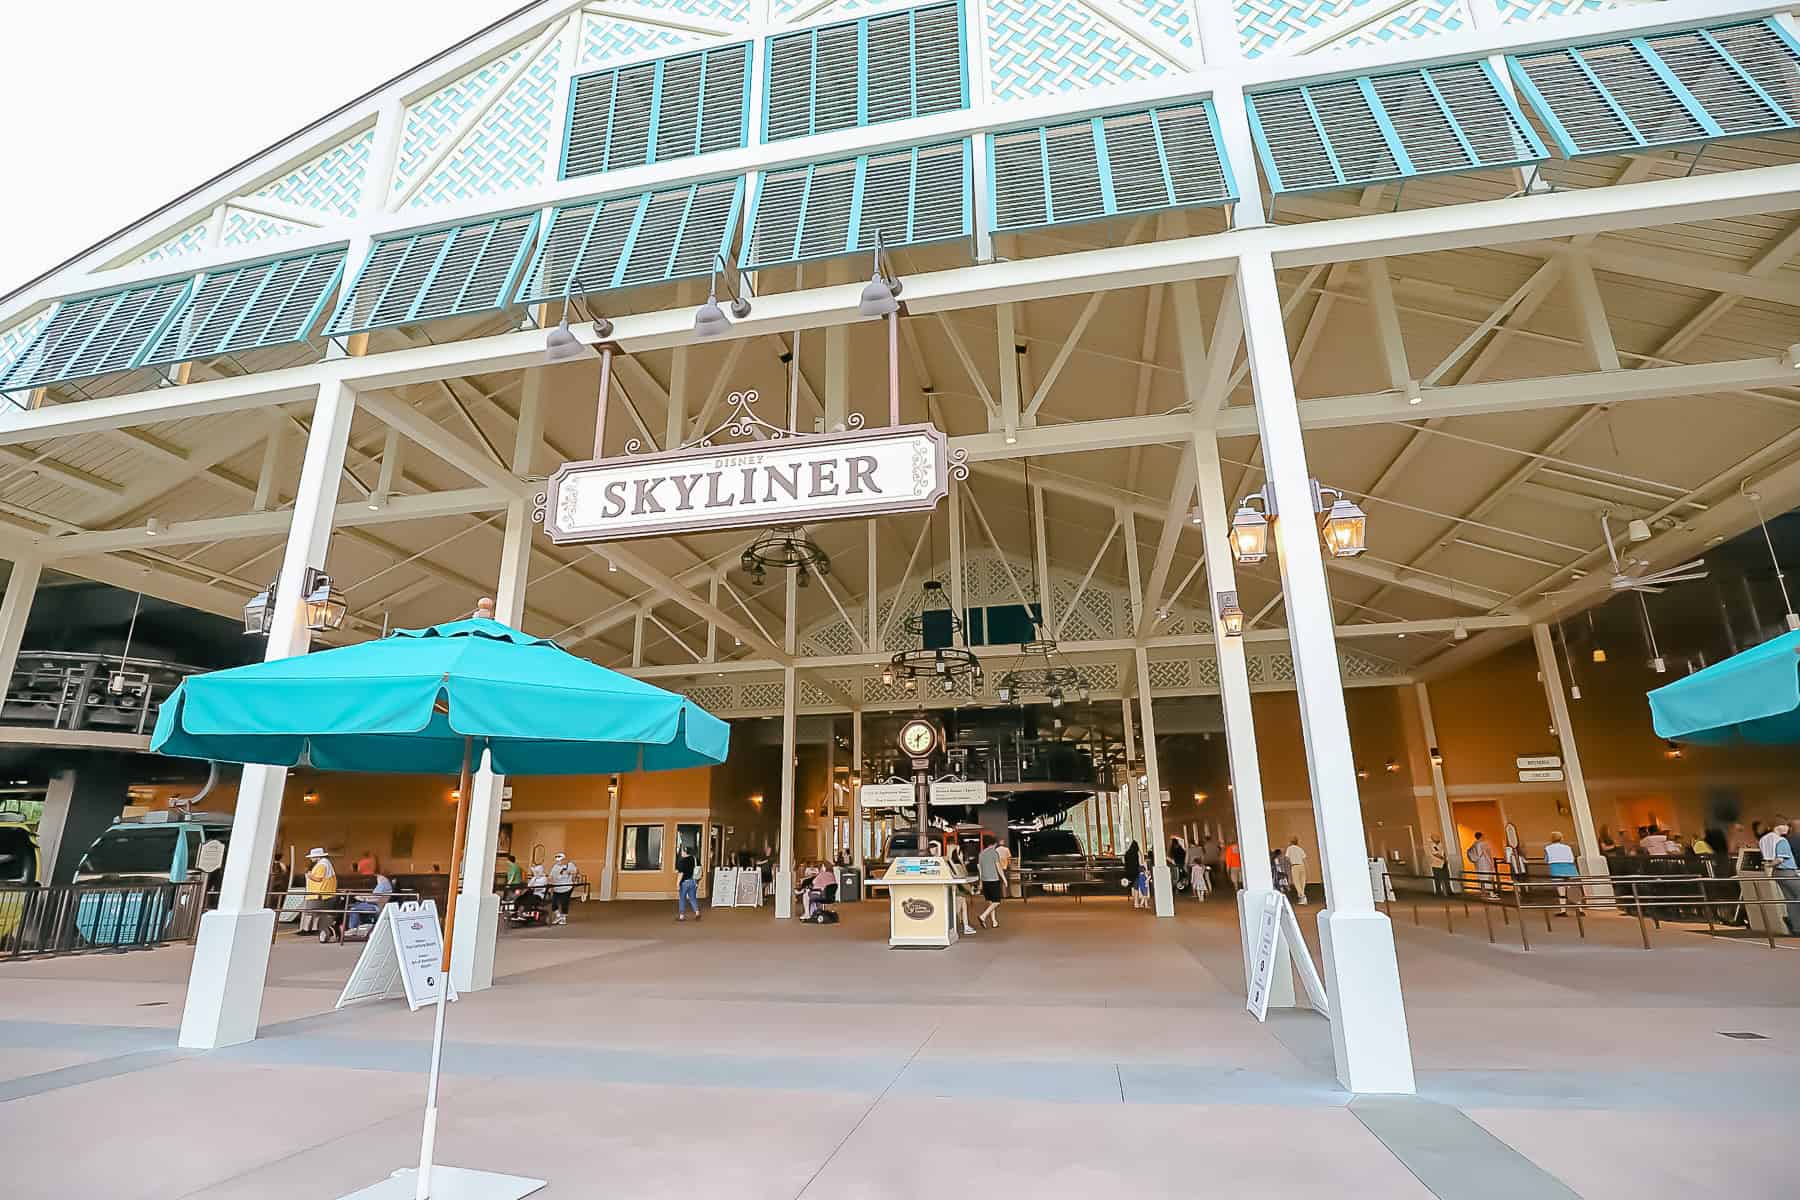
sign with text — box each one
[543,423,952,543]
[1518,768,1565,783]
[1247,891,1282,1022]
[928,780,987,807]
[1516,754,1562,769]
[335,900,458,1012]
[858,783,917,809]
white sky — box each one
[0,0,513,298]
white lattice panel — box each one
[1147,658,1191,690]
[409,34,566,208]
[578,12,711,69]
[685,684,734,710]
[1268,651,1296,682]
[740,681,786,708]
[986,0,1173,101]
[1328,0,1468,53]
[799,679,836,707]
[132,220,212,265]
[1082,663,1121,692]
[1235,0,1467,58]
[221,210,307,248]
[1244,653,1266,684]
[1495,0,1619,22]
[1341,649,1399,679]
[250,130,372,221]
[394,45,533,198]
[1194,657,1220,688]
[0,311,51,378]
[804,616,859,657]
[1124,0,1197,48]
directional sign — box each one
[1516,754,1562,769]
[928,780,986,807]
[859,783,917,809]
[195,840,226,873]
[1518,768,1565,782]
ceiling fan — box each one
[1593,512,1708,595]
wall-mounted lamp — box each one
[1216,590,1245,638]
[695,253,752,337]
[1384,758,1399,773]
[857,229,903,318]
[1663,740,1683,760]
[301,790,321,806]
[244,567,349,635]
[1429,747,1443,768]
[1229,479,1367,565]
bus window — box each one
[78,829,180,879]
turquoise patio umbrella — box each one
[152,605,728,975]
[151,605,729,1200]
[1648,629,1800,745]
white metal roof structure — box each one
[3,0,1799,1089]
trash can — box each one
[835,866,863,902]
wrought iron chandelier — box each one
[740,527,829,587]
[883,580,982,695]
[996,633,1089,707]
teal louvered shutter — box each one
[516,179,743,301]
[1249,60,1545,194]
[0,278,192,392]
[1510,18,1800,156]
[742,141,971,269]
[143,246,346,366]
[987,102,1235,232]
[563,43,750,180]
[762,0,966,143]
[326,213,538,335]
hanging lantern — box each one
[1215,590,1245,638]
[1228,504,1269,564]
[1320,497,1368,558]
[302,569,348,632]
[242,584,276,636]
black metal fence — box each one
[0,881,208,959]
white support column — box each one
[775,570,798,918]
[1412,682,1461,893]
[1119,698,1140,849]
[451,498,531,992]
[825,321,849,431]
[1532,623,1608,877]
[1175,275,1289,999]
[180,376,358,1051]
[1238,251,1413,1094]
[1121,507,1174,916]
[0,555,42,704]
[851,709,864,871]
[866,521,880,649]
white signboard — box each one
[1247,891,1282,1022]
[929,780,987,807]
[1516,754,1562,769]
[543,420,953,543]
[1518,768,1565,782]
[335,900,458,1012]
[859,783,917,809]
[195,840,225,873]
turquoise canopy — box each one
[1648,629,1800,745]
[151,616,729,775]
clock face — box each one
[900,720,936,756]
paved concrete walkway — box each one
[0,894,1793,1198]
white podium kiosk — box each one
[869,857,973,948]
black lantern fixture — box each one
[886,580,982,694]
[994,461,1088,707]
[740,526,830,587]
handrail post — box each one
[1482,897,1495,944]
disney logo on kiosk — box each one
[537,389,967,544]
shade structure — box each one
[1648,630,1800,745]
[151,616,730,774]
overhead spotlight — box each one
[1626,518,1652,544]
[1189,508,1203,525]
[606,558,618,573]
[1569,684,1582,700]
[1649,656,1667,674]
[1592,646,1607,664]
[997,685,1012,702]
[543,284,601,363]
[1004,430,1017,445]
[694,253,752,338]
[1783,342,1800,369]
[144,517,164,537]
[1452,620,1469,642]
[1405,380,1423,405]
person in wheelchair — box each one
[797,861,839,924]
[509,863,551,925]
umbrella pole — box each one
[416,735,475,1200]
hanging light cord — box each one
[1744,484,1796,618]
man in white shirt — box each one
[1285,837,1309,905]
[1760,820,1800,933]
[549,852,578,926]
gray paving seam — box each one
[1349,1096,1582,1200]
[793,1023,940,1200]
[0,1046,193,1103]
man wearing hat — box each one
[301,847,340,942]
[549,851,577,926]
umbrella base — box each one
[338,1166,546,1200]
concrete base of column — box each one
[773,871,792,919]
[178,909,277,1050]
[1152,865,1175,917]
[1578,854,1615,904]
[450,892,500,992]
[1236,887,1296,1009]
[1317,908,1415,1094]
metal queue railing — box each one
[1372,870,1798,952]
[0,881,209,959]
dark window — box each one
[621,824,664,871]
[0,827,36,882]
[78,829,179,877]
